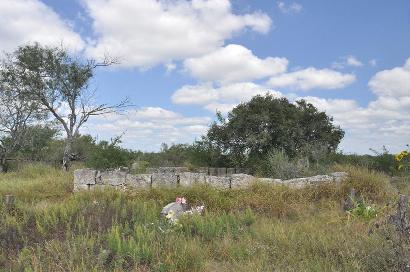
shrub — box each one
[85,138,135,170]
[258,149,302,179]
[348,202,378,220]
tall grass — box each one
[0,163,408,271]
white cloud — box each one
[299,95,410,154]
[368,58,410,97]
[332,55,363,69]
[0,0,85,53]
[298,59,410,153]
[165,62,177,73]
[277,2,303,14]
[369,59,377,67]
[83,0,272,68]
[346,55,363,67]
[172,82,282,113]
[83,107,211,151]
[267,67,356,91]
[184,44,288,83]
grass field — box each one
[0,164,409,271]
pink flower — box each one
[175,197,187,204]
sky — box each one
[1,0,410,154]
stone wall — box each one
[73,167,349,192]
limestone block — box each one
[157,167,189,174]
[217,168,227,176]
[74,169,97,185]
[226,168,235,176]
[330,172,349,183]
[198,167,208,174]
[258,178,283,184]
[205,175,231,189]
[151,173,178,187]
[230,174,255,188]
[126,174,152,188]
[98,170,127,186]
[179,172,206,186]
[208,168,218,176]
[283,175,336,188]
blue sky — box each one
[1,0,410,153]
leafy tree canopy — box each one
[207,94,344,166]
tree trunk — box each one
[62,137,73,171]
[0,154,7,173]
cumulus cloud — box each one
[298,59,410,153]
[332,55,364,69]
[83,0,272,68]
[300,95,410,153]
[172,82,282,113]
[368,58,410,97]
[277,2,303,14]
[82,107,211,151]
[0,0,85,53]
[267,67,356,91]
[346,55,363,67]
[184,44,288,83]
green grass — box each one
[0,164,409,271]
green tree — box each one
[0,43,128,170]
[0,75,46,171]
[207,94,344,167]
[189,138,229,167]
[86,136,135,170]
[13,125,59,161]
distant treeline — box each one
[3,124,397,178]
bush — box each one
[258,149,301,179]
[85,138,136,170]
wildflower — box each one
[396,153,404,162]
[175,197,186,204]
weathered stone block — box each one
[98,170,127,186]
[179,172,206,186]
[258,178,283,184]
[230,174,255,188]
[283,174,338,188]
[151,173,178,187]
[227,168,235,176]
[126,174,152,188]
[74,169,97,185]
[330,172,349,183]
[217,168,227,176]
[208,168,218,176]
[205,176,230,189]
[150,167,189,174]
[198,167,208,174]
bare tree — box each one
[0,43,128,170]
